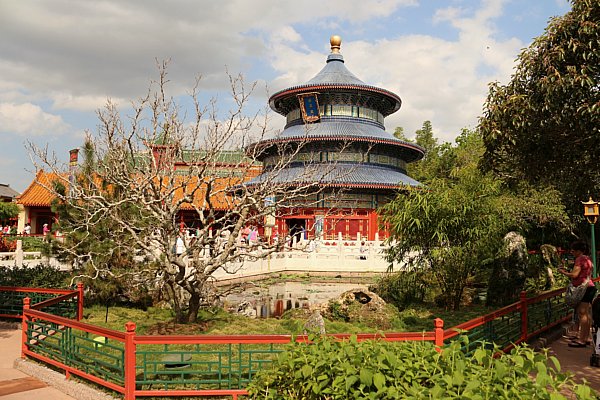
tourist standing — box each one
[558,241,597,347]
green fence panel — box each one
[527,295,571,334]
[135,342,284,391]
[446,309,523,355]
[26,319,125,386]
[0,291,77,318]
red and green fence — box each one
[14,283,577,400]
[0,284,83,320]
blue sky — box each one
[0,0,571,192]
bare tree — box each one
[28,62,354,323]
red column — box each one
[77,282,84,321]
[367,211,377,241]
[21,297,30,358]
[124,322,137,400]
[434,318,444,351]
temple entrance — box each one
[286,219,306,243]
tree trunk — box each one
[166,281,186,324]
[187,292,201,323]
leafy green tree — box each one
[380,130,571,310]
[381,170,505,310]
[51,139,153,316]
[479,0,600,218]
[393,126,410,142]
[0,202,19,222]
[414,120,438,157]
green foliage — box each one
[524,246,571,295]
[371,270,430,310]
[0,264,70,288]
[381,169,505,309]
[248,335,593,399]
[2,235,45,252]
[479,0,600,220]
[381,129,571,310]
[392,126,410,142]
[50,139,155,308]
[0,202,19,221]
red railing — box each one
[18,283,574,400]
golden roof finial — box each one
[330,35,341,54]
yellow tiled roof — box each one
[18,168,261,211]
[17,170,63,207]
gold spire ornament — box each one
[330,35,341,53]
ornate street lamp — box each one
[582,197,599,278]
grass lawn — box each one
[81,301,495,336]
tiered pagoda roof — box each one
[246,35,424,190]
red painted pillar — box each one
[369,211,377,241]
[124,322,137,400]
[434,318,444,351]
[520,291,528,342]
[21,297,30,358]
[77,282,84,321]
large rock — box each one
[487,232,528,307]
[323,288,392,329]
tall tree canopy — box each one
[479,0,600,217]
[381,129,570,309]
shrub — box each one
[18,236,46,252]
[0,235,45,252]
[0,236,16,252]
[248,335,594,399]
[371,270,431,310]
[0,264,70,288]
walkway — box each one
[0,322,76,399]
[548,334,600,391]
[0,322,598,398]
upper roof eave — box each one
[268,83,401,116]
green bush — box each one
[0,264,70,288]
[18,236,46,252]
[1,235,45,252]
[248,335,595,399]
[371,270,431,310]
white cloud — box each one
[0,103,71,137]
[0,0,417,114]
[0,0,562,145]
[266,0,525,142]
[51,93,124,112]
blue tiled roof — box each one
[268,52,402,117]
[245,163,421,188]
[270,119,424,160]
[280,118,392,140]
[305,54,365,85]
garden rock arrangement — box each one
[323,288,393,328]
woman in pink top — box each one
[559,241,597,347]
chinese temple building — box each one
[247,36,424,241]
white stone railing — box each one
[0,240,67,270]
[0,236,399,278]
[211,237,400,283]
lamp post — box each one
[582,197,599,278]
